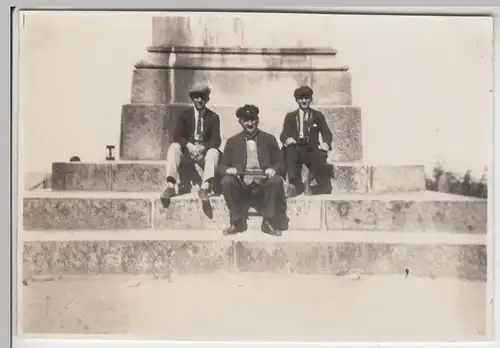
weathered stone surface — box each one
[47,162,424,194]
[24,191,487,233]
[23,240,234,275]
[317,243,486,281]
[371,165,426,193]
[322,107,362,162]
[325,199,487,233]
[119,104,361,161]
[51,163,110,191]
[171,69,352,107]
[130,69,171,104]
[151,15,341,49]
[120,104,187,160]
[23,240,486,281]
[234,241,325,273]
[331,164,370,193]
[211,105,362,162]
[154,197,322,230]
[111,163,166,192]
[23,198,152,230]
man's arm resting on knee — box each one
[269,136,286,177]
[217,139,233,175]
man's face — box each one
[190,93,209,110]
[296,96,312,110]
[239,117,259,135]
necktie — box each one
[195,112,203,140]
[303,111,310,138]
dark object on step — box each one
[69,156,81,162]
[106,145,116,161]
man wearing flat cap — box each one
[280,86,333,198]
[218,104,287,236]
[161,84,221,204]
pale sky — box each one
[18,12,493,179]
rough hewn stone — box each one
[23,198,152,230]
[23,240,234,275]
[119,104,187,160]
[47,162,425,194]
[24,191,487,233]
[51,163,110,191]
[325,199,487,233]
[110,163,166,192]
[23,240,486,281]
[154,197,322,230]
[130,69,171,104]
[331,164,370,193]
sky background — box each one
[18,11,493,179]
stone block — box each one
[23,240,486,281]
[325,198,487,233]
[331,164,370,193]
[23,198,152,230]
[171,69,352,107]
[234,241,325,273]
[119,104,187,160]
[317,243,486,281]
[322,107,362,162]
[110,162,166,192]
[23,240,234,275]
[154,196,323,231]
[51,163,110,191]
[48,162,423,194]
[119,103,361,162]
[371,165,426,193]
[211,105,362,162]
[130,69,171,104]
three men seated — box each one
[161,84,334,236]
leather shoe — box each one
[160,186,176,205]
[261,219,282,236]
[304,180,313,196]
[223,219,247,235]
[198,188,210,201]
[286,183,299,198]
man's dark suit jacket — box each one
[218,130,286,178]
[173,107,221,150]
[279,108,333,150]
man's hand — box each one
[226,167,238,176]
[318,142,329,152]
[284,137,296,146]
[265,168,276,178]
[187,143,203,159]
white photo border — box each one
[6,2,499,348]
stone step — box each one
[50,161,426,194]
[22,229,486,281]
[23,190,487,233]
[119,104,362,161]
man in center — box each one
[280,86,333,198]
[219,104,286,237]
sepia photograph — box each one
[18,10,492,342]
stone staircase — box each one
[22,16,487,282]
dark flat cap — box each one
[189,84,211,96]
[236,104,260,119]
[294,86,313,98]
